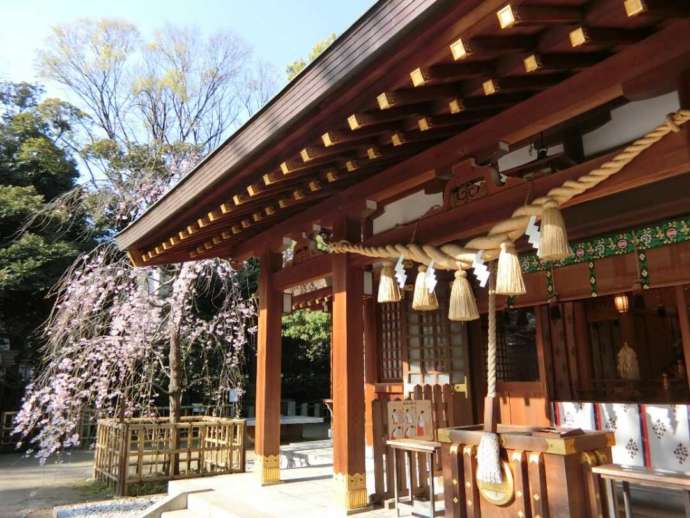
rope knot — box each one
[666,113,680,133]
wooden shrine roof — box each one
[116,0,690,266]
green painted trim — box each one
[520,214,690,274]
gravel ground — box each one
[54,495,164,518]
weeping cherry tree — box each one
[13,18,277,460]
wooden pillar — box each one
[331,217,368,511]
[255,249,283,485]
[679,69,690,108]
[363,296,378,447]
[674,286,690,393]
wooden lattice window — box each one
[377,300,404,382]
[495,308,539,382]
[407,288,468,386]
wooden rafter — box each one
[130,2,690,266]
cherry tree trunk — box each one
[168,327,182,476]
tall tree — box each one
[14,20,277,461]
[286,33,337,81]
[0,82,92,412]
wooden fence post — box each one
[371,400,385,503]
[238,421,246,473]
[117,422,130,496]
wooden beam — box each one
[448,91,531,113]
[229,22,690,262]
[496,4,582,29]
[291,286,332,310]
[389,127,457,147]
[116,0,541,253]
[322,124,396,147]
[623,0,689,18]
[378,85,463,110]
[299,144,350,163]
[272,253,332,291]
[414,109,500,132]
[357,126,690,258]
[466,34,538,54]
[347,103,433,130]
[376,84,461,110]
[476,73,567,96]
[410,61,493,87]
[568,26,649,48]
[522,52,609,74]
[279,153,353,175]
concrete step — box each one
[161,510,198,518]
[187,490,274,518]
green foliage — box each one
[0,233,79,291]
[286,34,337,81]
[282,310,330,356]
[281,309,331,402]
[0,186,43,230]
[0,81,91,410]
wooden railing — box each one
[94,416,246,496]
[371,384,468,503]
[1,409,98,450]
[0,404,237,450]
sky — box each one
[0,0,375,94]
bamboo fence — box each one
[94,416,246,496]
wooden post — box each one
[675,286,690,394]
[331,217,368,511]
[117,422,129,496]
[254,249,283,485]
[363,296,378,448]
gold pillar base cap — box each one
[255,454,281,485]
[334,472,369,511]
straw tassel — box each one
[496,241,526,296]
[412,265,438,311]
[377,261,401,303]
[538,199,570,261]
[449,269,479,321]
[477,433,502,484]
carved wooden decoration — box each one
[443,159,524,211]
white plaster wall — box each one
[582,91,680,156]
[372,190,443,235]
[372,91,680,236]
[498,143,564,172]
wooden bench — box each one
[592,463,690,518]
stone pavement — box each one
[162,440,439,517]
[0,450,96,518]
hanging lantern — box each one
[614,294,630,314]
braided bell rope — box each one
[329,110,690,269]
[487,269,497,398]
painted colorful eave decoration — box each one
[520,214,690,274]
